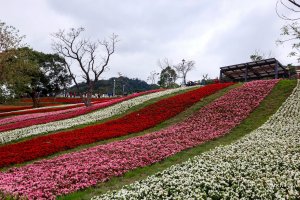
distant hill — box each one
[68,77,159,95]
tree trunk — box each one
[81,84,93,107]
[85,91,92,107]
[29,91,40,108]
[183,76,186,85]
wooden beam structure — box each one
[219,58,288,82]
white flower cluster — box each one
[0,87,195,144]
[94,80,300,200]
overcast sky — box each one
[0,0,297,83]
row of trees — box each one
[0,21,118,107]
[1,1,299,106]
[148,58,195,88]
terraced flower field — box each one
[0,79,298,200]
[0,89,161,132]
[95,80,300,199]
[0,87,189,144]
[0,83,231,168]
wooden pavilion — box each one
[219,58,289,82]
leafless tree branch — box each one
[174,60,195,85]
[276,0,300,20]
[52,28,118,106]
[157,58,172,70]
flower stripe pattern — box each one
[19,97,115,104]
[0,90,161,131]
[0,100,115,127]
[94,80,300,200]
[0,87,191,144]
[0,80,277,199]
[0,83,231,167]
[0,99,115,122]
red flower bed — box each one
[0,83,232,167]
[0,90,162,132]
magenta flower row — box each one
[0,101,106,126]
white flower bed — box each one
[95,80,300,200]
[0,87,196,144]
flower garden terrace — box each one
[0,79,298,199]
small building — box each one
[219,58,289,82]
[296,66,300,79]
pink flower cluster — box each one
[0,90,161,132]
[0,80,278,199]
[0,102,96,126]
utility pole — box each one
[122,84,125,95]
[113,79,116,96]
[182,59,185,85]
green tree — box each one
[0,48,71,107]
[0,20,25,52]
[250,51,263,61]
[32,51,72,98]
[0,48,39,103]
[158,66,177,88]
[0,20,26,84]
[249,50,272,61]
[276,1,300,61]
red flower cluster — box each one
[0,83,232,167]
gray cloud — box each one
[0,0,296,82]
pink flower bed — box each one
[0,90,161,132]
[0,101,99,126]
[0,103,84,118]
[0,80,278,199]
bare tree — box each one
[157,58,172,70]
[201,74,209,85]
[174,59,195,85]
[52,27,118,106]
[147,71,159,84]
